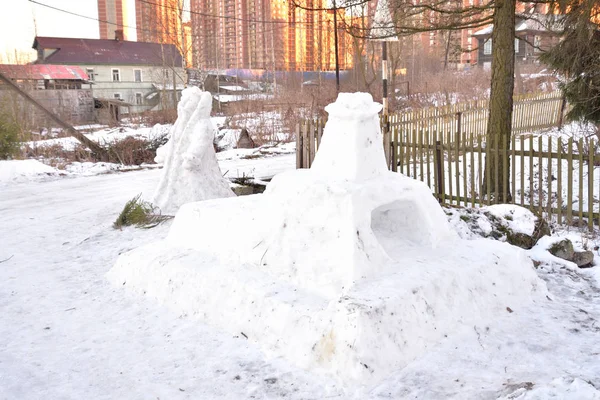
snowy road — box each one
[0,167,339,400]
[1,165,600,399]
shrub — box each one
[105,133,168,165]
[23,143,93,165]
[0,114,20,160]
[113,194,171,229]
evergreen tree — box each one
[540,1,600,132]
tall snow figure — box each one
[153,87,234,214]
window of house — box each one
[86,68,95,81]
[135,93,143,105]
[483,39,492,55]
[134,69,142,83]
[515,38,520,53]
[114,93,122,100]
[112,68,120,82]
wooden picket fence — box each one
[294,92,600,229]
[392,130,600,231]
[386,91,565,146]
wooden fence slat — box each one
[588,140,594,231]
[412,128,418,180]
[529,135,534,212]
[547,136,552,217]
[579,138,584,222]
[511,134,516,206]
[392,125,398,173]
[462,130,468,207]
[425,127,431,188]
[470,132,476,207]
[399,129,405,174]
[308,120,316,168]
[419,128,424,182]
[302,121,309,169]
[295,123,302,169]
[520,135,525,207]
[455,128,460,206]
[538,136,543,214]
[567,138,573,223]
[316,118,323,150]
[448,133,454,205]
[478,133,483,205]
[557,137,563,225]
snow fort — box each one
[108,92,546,385]
[153,87,234,215]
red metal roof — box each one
[0,64,89,80]
[33,37,183,67]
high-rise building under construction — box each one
[190,0,354,71]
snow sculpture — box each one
[109,92,546,386]
[153,87,234,214]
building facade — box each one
[0,64,94,124]
[135,0,193,67]
[97,0,137,40]
[33,37,185,113]
[190,0,355,71]
[473,15,560,68]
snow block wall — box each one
[109,92,547,385]
[153,87,234,214]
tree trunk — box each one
[482,0,516,204]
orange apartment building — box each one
[190,0,355,71]
[98,0,133,40]
[98,0,191,66]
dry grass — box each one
[113,194,172,229]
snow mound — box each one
[152,87,234,214]
[445,204,538,241]
[65,162,123,176]
[109,92,546,385]
[0,160,60,184]
[499,377,600,399]
[482,204,537,235]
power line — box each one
[136,0,344,27]
[27,0,340,42]
[27,0,356,71]
[28,0,341,41]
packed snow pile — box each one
[0,159,61,184]
[153,87,234,214]
[108,93,546,385]
[445,204,547,245]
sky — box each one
[0,0,99,62]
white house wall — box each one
[85,65,186,113]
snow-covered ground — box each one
[2,107,600,398]
[2,160,600,399]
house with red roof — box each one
[0,64,95,124]
[32,34,185,113]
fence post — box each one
[434,140,444,203]
[383,113,391,169]
[295,122,302,169]
[557,92,567,129]
[456,111,462,149]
